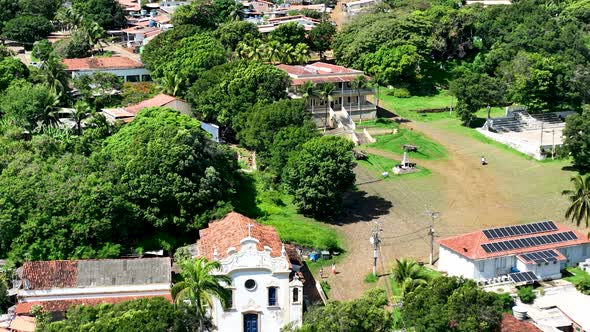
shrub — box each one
[320,280,331,296]
[575,278,590,295]
[517,286,536,304]
[393,88,411,98]
[494,293,514,312]
[364,273,378,283]
[375,118,396,125]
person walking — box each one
[331,262,336,275]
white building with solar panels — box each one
[437,221,590,283]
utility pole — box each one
[426,211,439,265]
[370,222,382,276]
[552,129,555,160]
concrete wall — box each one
[76,258,171,287]
[164,100,192,117]
[438,246,477,279]
[515,259,561,280]
[70,68,151,82]
[558,244,590,267]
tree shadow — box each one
[332,190,393,226]
[561,165,579,173]
[232,172,264,218]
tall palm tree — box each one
[171,258,232,332]
[73,101,91,135]
[266,40,282,64]
[41,55,70,99]
[293,43,310,64]
[562,174,590,228]
[298,80,317,115]
[351,75,368,124]
[279,43,295,64]
[391,258,430,296]
[83,21,106,53]
[319,83,335,132]
[38,90,61,128]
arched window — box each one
[292,288,299,303]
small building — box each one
[194,212,303,332]
[437,221,590,282]
[15,257,172,316]
[258,15,320,33]
[501,313,541,332]
[63,56,151,82]
[343,0,381,16]
[277,62,376,128]
[531,288,590,332]
[102,93,192,124]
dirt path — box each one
[324,120,572,300]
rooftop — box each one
[21,257,171,290]
[197,212,283,261]
[277,62,366,85]
[125,93,178,115]
[501,314,541,332]
[9,316,35,332]
[63,56,144,71]
[437,221,590,260]
[535,289,590,330]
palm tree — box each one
[73,101,91,135]
[369,72,385,110]
[351,75,368,124]
[299,80,317,115]
[38,90,61,128]
[391,258,430,296]
[158,72,183,97]
[266,40,282,64]
[562,174,590,228]
[82,21,106,53]
[293,43,310,64]
[41,55,70,99]
[279,43,295,64]
[171,258,232,332]
[319,83,335,132]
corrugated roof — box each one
[63,57,144,71]
[197,212,283,260]
[437,222,590,260]
[125,94,177,115]
[8,316,35,332]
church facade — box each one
[195,212,304,332]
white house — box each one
[437,221,590,282]
[195,212,303,332]
[15,258,172,316]
[63,56,151,82]
[277,62,377,128]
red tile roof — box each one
[125,94,177,115]
[63,57,144,71]
[501,313,541,332]
[437,222,590,260]
[197,212,283,260]
[277,62,363,76]
[22,260,78,290]
[15,294,173,315]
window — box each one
[244,313,258,332]
[292,288,299,303]
[126,75,140,82]
[142,74,152,81]
[268,287,277,306]
[245,279,256,291]
[226,289,234,309]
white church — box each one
[194,212,304,332]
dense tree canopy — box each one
[72,0,126,29]
[141,24,202,76]
[284,136,356,220]
[401,276,504,332]
[563,110,590,172]
[0,82,58,130]
[213,21,259,51]
[2,15,52,46]
[0,57,28,91]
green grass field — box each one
[369,130,448,160]
[356,153,432,179]
[234,172,344,252]
[563,267,590,284]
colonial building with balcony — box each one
[277,62,377,130]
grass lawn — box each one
[368,130,448,160]
[234,171,344,252]
[357,118,400,129]
[356,153,432,179]
[563,267,590,284]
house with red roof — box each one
[193,212,304,332]
[102,93,192,124]
[14,258,172,317]
[63,56,151,83]
[277,62,376,129]
[437,221,590,282]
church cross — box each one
[247,223,254,238]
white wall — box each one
[71,68,151,82]
[438,246,477,279]
[558,244,590,267]
[515,259,561,280]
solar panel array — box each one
[481,231,578,253]
[483,221,557,240]
[519,249,560,264]
[508,271,538,283]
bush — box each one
[517,286,536,304]
[575,278,590,295]
[494,293,514,312]
[364,273,378,283]
[320,280,331,297]
[392,88,411,98]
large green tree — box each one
[362,45,423,85]
[307,21,336,61]
[401,276,503,332]
[283,136,356,220]
[449,71,505,124]
[0,82,58,130]
[214,21,259,51]
[563,110,590,172]
[2,15,52,46]
[269,22,306,47]
[295,289,392,332]
[141,24,202,75]
[72,0,126,29]
[0,57,28,91]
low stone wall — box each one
[476,128,543,160]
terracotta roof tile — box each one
[124,94,178,115]
[501,313,541,332]
[197,212,283,260]
[8,316,35,332]
[437,222,590,260]
[63,57,144,71]
[15,294,173,315]
[22,260,78,290]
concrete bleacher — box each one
[488,110,568,133]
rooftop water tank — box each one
[512,305,528,321]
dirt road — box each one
[324,120,572,300]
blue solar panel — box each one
[483,221,557,240]
[481,231,578,253]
